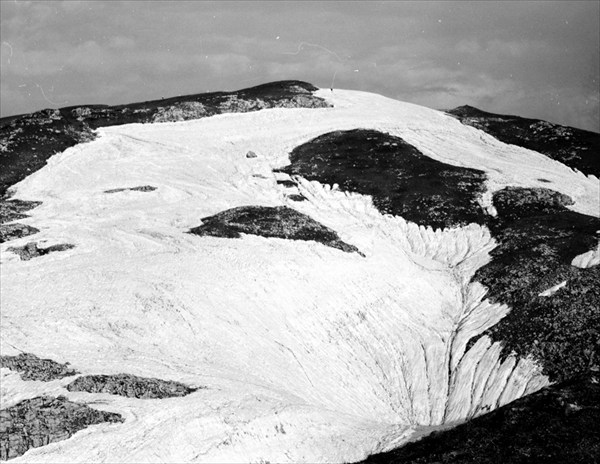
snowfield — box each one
[1,89,598,463]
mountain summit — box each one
[1,81,598,463]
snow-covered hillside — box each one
[1,88,598,462]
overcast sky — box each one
[1,1,598,131]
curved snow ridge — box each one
[291,177,496,272]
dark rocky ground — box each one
[447,105,600,177]
[0,223,39,244]
[0,396,123,461]
[470,187,600,382]
[0,81,330,197]
[0,196,41,243]
[276,129,488,230]
[104,185,157,194]
[0,198,41,224]
[359,371,600,464]
[0,353,78,381]
[0,355,198,459]
[66,374,198,399]
[189,205,364,256]
[7,242,75,261]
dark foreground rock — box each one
[277,129,488,229]
[66,374,198,399]
[104,185,157,194]
[189,205,364,256]
[0,81,330,196]
[360,371,600,464]
[0,353,78,381]
[0,396,123,461]
[7,242,75,261]
[447,105,600,177]
[0,223,39,244]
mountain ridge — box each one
[0,81,598,463]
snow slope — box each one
[1,89,598,463]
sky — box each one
[1,1,598,131]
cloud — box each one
[0,1,598,131]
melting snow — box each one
[538,281,568,297]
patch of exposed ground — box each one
[447,105,600,177]
[66,374,198,399]
[0,224,39,244]
[7,242,75,261]
[0,396,123,461]
[276,129,488,229]
[0,353,78,381]
[104,185,157,194]
[361,371,600,464]
[0,109,96,197]
[0,195,41,243]
[470,187,600,381]
[0,198,41,224]
[189,205,364,256]
[0,81,330,196]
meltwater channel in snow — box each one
[1,89,598,463]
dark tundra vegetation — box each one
[66,374,199,399]
[104,185,157,194]
[447,105,600,177]
[0,353,78,381]
[0,396,123,461]
[361,371,600,464]
[471,187,600,382]
[189,205,364,256]
[7,242,75,261]
[0,199,40,243]
[276,129,488,230]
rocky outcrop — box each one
[361,371,600,463]
[7,242,75,261]
[0,109,96,197]
[447,105,600,177]
[0,223,39,244]
[0,396,123,461]
[0,353,78,381]
[277,129,488,229]
[189,205,364,256]
[471,187,600,381]
[104,185,157,194]
[65,373,198,399]
[492,186,574,220]
[0,198,41,224]
[0,196,41,243]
